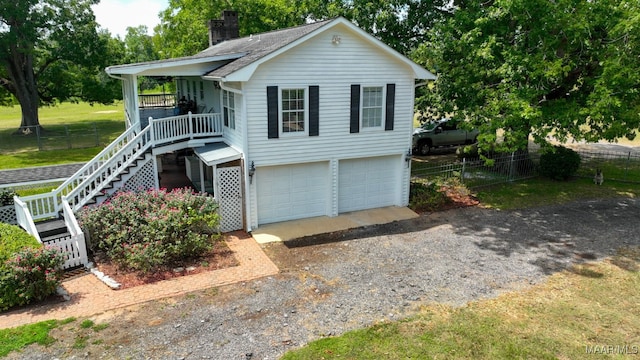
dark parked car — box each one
[412,118,479,155]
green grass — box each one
[0,102,126,170]
[0,319,66,356]
[476,177,640,210]
[282,249,640,360]
[0,318,113,357]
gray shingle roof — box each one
[200,19,333,78]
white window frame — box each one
[223,90,236,130]
[361,86,384,130]
[280,87,308,136]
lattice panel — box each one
[0,205,17,225]
[217,166,243,232]
[122,157,156,192]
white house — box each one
[75,13,433,234]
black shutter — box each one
[350,84,360,133]
[267,86,279,139]
[309,85,319,136]
[385,83,395,131]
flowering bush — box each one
[77,188,221,273]
[0,246,64,311]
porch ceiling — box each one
[194,142,242,167]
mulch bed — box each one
[90,236,240,290]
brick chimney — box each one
[208,10,239,46]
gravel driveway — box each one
[9,198,640,360]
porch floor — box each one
[251,206,419,244]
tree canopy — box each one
[306,0,452,55]
[0,0,121,129]
[415,0,640,153]
[155,0,312,58]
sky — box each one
[92,0,169,38]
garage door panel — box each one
[339,156,400,213]
[257,162,329,224]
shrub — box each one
[0,223,40,264]
[0,246,64,311]
[409,181,448,212]
[0,189,16,206]
[539,145,581,180]
[77,188,221,273]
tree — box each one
[0,0,105,130]
[124,26,158,64]
[155,0,308,58]
[415,0,640,154]
[306,0,452,55]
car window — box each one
[420,121,440,131]
[441,121,458,131]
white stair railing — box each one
[17,113,222,220]
[19,125,141,220]
[13,196,42,243]
[65,126,153,211]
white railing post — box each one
[188,111,194,139]
[148,117,155,146]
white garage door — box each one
[338,156,400,213]
[257,162,329,224]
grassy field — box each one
[0,102,125,170]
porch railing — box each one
[139,93,176,108]
[151,112,223,147]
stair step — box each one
[35,219,67,238]
[41,232,72,243]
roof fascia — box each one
[105,53,247,76]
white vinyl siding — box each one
[245,26,415,166]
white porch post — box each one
[199,159,205,194]
[213,165,220,202]
[122,74,141,128]
[154,155,162,189]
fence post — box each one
[65,125,71,149]
[626,151,631,181]
[188,111,194,139]
[94,122,100,146]
[35,125,42,151]
[509,152,515,181]
[460,158,466,183]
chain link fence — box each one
[573,148,640,183]
[411,147,640,188]
[0,123,104,152]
